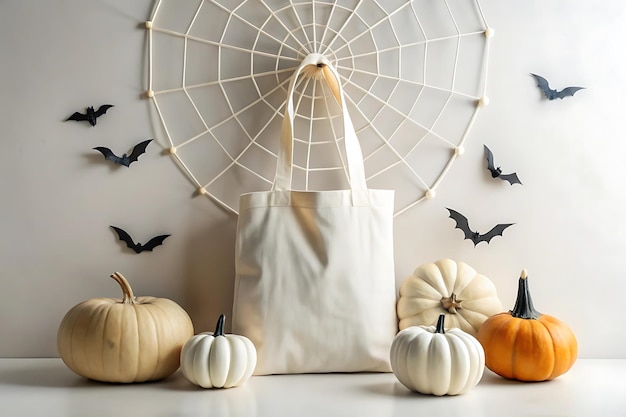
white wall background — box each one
[1,0,624,358]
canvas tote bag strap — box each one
[273,53,368,192]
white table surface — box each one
[0,358,624,417]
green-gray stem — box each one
[510,269,541,319]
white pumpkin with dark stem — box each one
[390,314,485,396]
[57,272,194,383]
[180,314,257,389]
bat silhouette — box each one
[484,145,522,185]
[93,139,152,167]
[530,73,584,100]
[110,225,170,253]
[446,208,514,246]
[66,104,114,126]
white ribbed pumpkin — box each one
[397,259,502,336]
[180,314,256,389]
[390,314,485,396]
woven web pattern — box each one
[146,0,492,215]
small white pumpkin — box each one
[180,314,256,389]
[390,314,485,396]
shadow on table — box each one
[0,362,187,389]
[0,363,97,388]
[359,370,537,398]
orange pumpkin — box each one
[477,269,577,381]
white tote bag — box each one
[232,53,397,375]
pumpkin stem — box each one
[510,269,541,319]
[435,314,446,334]
[213,314,226,337]
[110,272,136,304]
[441,293,463,313]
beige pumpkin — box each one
[57,272,194,383]
[397,259,502,336]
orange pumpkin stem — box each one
[510,269,541,319]
[110,272,137,304]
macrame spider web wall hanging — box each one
[145,0,492,216]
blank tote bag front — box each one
[232,53,397,375]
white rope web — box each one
[145,0,492,216]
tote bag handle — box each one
[273,53,368,192]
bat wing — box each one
[110,226,140,253]
[66,111,88,122]
[446,208,477,241]
[126,139,152,165]
[499,172,522,185]
[94,146,123,165]
[483,145,499,176]
[530,73,557,100]
[139,234,170,252]
[476,223,514,244]
[94,104,114,117]
[556,86,585,99]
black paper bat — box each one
[93,139,152,167]
[530,74,584,100]
[446,208,514,246]
[66,104,114,126]
[484,145,522,185]
[110,226,170,253]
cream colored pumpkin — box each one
[57,272,194,383]
[180,314,256,389]
[390,314,485,396]
[397,259,502,336]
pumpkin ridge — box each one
[448,333,471,394]
[136,305,159,381]
[58,304,82,373]
[142,304,162,381]
[71,305,91,373]
[146,300,171,381]
[417,261,453,296]
[540,316,576,380]
[66,307,83,377]
[479,314,514,377]
[508,317,524,380]
[156,299,185,379]
[428,332,451,395]
[79,303,103,379]
[457,331,485,393]
[414,271,447,298]
[96,303,111,380]
[400,280,443,300]
[455,274,498,299]
[130,304,142,381]
[103,304,124,381]
[534,320,555,381]
[224,336,248,386]
[449,311,474,334]
[224,337,238,386]
[435,259,459,297]
[450,262,476,296]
